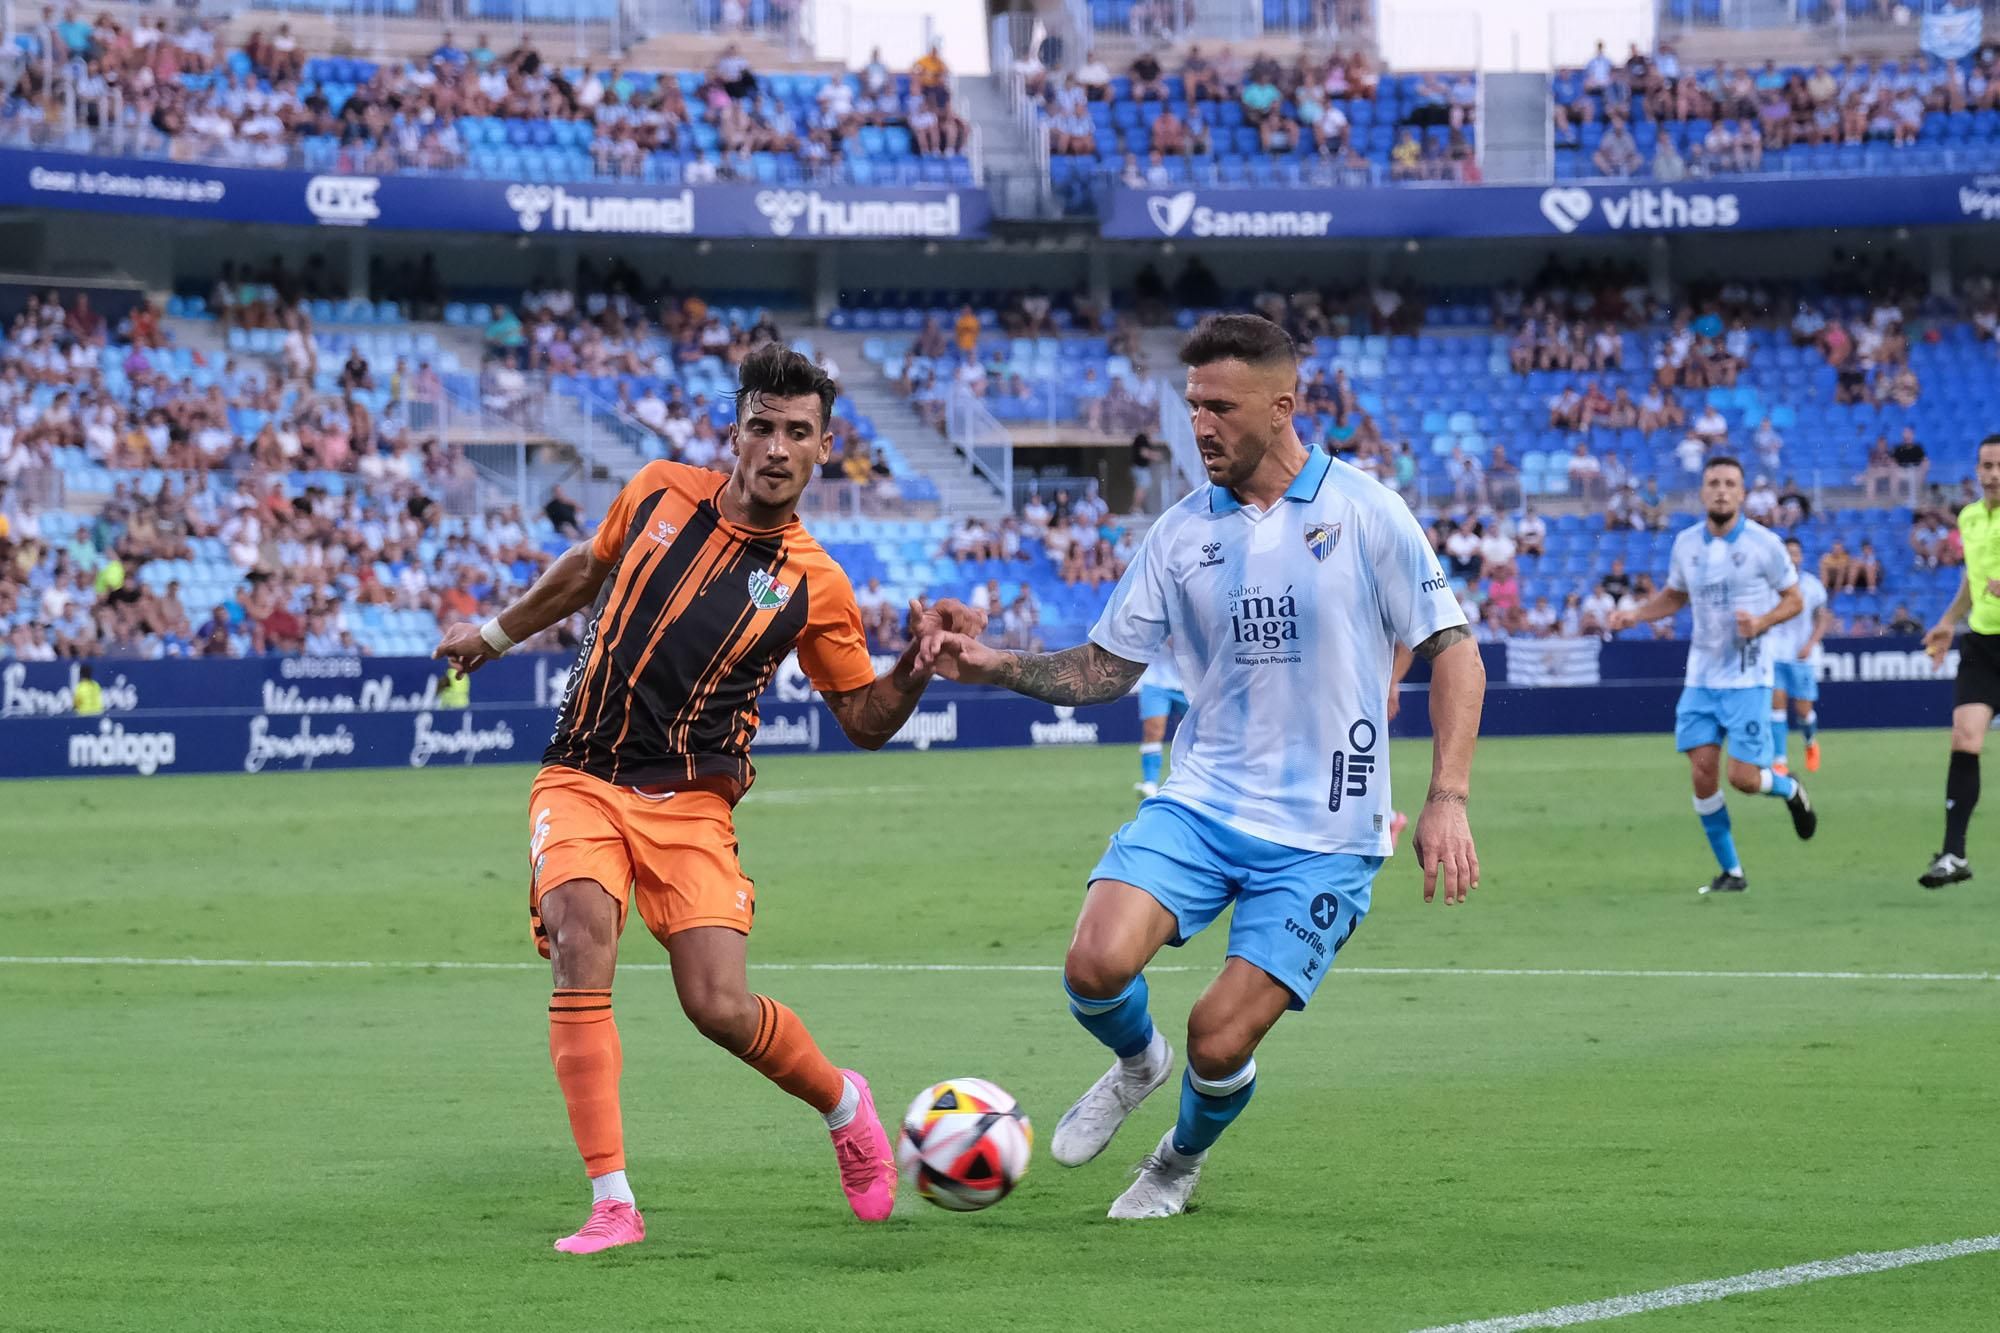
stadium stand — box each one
[1037,46,1479,211]
[0,27,974,187]
[1552,43,2000,180]
[0,161,1990,663]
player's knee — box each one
[1062,945,1137,1002]
[1185,1025,1256,1082]
[678,980,758,1051]
[542,881,618,977]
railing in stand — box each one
[1152,376,1206,504]
[945,382,1015,510]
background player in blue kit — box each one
[932,315,1486,1218]
[1769,536,1831,775]
[1609,457,1818,895]
[1135,652,1189,799]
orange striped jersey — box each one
[542,460,876,800]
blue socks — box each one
[1801,709,1818,745]
[1069,976,1260,1159]
[1759,767,1797,799]
[1139,742,1163,787]
[1694,791,1741,874]
[1172,1062,1257,1157]
[1065,973,1156,1059]
[1769,709,1788,770]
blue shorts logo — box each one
[1309,892,1340,930]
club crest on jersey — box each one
[1305,522,1341,562]
[748,569,793,611]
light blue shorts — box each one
[1771,660,1818,704]
[1088,797,1380,1010]
[1674,685,1773,766]
[1138,685,1189,721]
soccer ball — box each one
[896,1078,1033,1212]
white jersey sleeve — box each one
[1666,529,1696,595]
[1089,516,1175,665]
[1367,490,1469,649]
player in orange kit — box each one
[436,345,983,1252]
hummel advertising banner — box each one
[0,147,991,239]
[1101,171,2000,241]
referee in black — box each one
[1920,434,2000,887]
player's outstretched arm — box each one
[433,540,617,677]
[1926,572,1972,666]
[1605,585,1689,633]
[934,636,1146,706]
[1411,625,1483,907]
[819,598,972,750]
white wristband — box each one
[479,618,515,655]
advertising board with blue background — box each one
[0,147,991,240]
[1101,172,2000,241]
[7,147,2000,244]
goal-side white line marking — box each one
[0,956,1993,981]
[1407,1233,2000,1333]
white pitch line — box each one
[1408,1233,2000,1333]
[0,956,1993,981]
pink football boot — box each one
[829,1070,897,1222]
[553,1199,645,1255]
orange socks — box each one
[549,989,625,1177]
[739,994,844,1114]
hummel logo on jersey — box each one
[1198,541,1224,567]
[645,519,678,545]
[1305,522,1340,562]
[748,569,793,610]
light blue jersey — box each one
[1137,652,1188,720]
[1138,653,1184,695]
[1664,516,1798,690]
[1090,449,1465,856]
[1764,570,1826,665]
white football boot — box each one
[1107,1130,1203,1220]
[1049,1033,1173,1166]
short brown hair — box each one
[735,343,836,430]
[1179,314,1296,371]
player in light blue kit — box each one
[932,316,1486,1218]
[1135,652,1189,798]
[1609,456,1818,895]
[1768,535,1831,775]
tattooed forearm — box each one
[1414,624,1473,660]
[989,643,1146,705]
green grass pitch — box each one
[2,731,1997,1332]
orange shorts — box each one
[527,765,755,957]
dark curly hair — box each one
[735,343,836,431]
